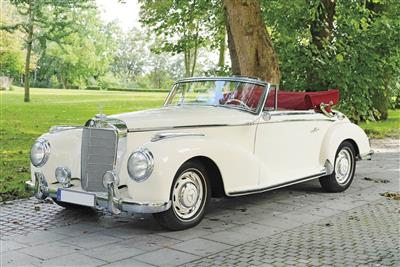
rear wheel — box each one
[319,141,356,192]
[153,160,210,230]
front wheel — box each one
[153,161,211,230]
[319,141,356,192]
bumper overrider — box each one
[26,171,171,214]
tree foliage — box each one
[139,0,223,77]
[2,0,93,101]
[37,9,118,89]
[261,0,400,122]
[0,2,25,77]
[0,30,25,77]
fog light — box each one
[55,167,71,187]
[103,170,119,189]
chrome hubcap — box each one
[335,149,352,184]
[172,169,204,220]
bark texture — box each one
[223,0,281,84]
[310,0,336,50]
[24,0,34,102]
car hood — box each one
[109,105,257,130]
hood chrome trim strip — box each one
[151,132,205,142]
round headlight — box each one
[30,138,50,167]
[103,170,119,188]
[55,166,71,186]
[127,147,154,182]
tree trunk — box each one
[190,47,198,77]
[24,0,34,102]
[310,0,336,50]
[218,32,226,68]
[226,20,240,75]
[371,88,389,120]
[307,0,336,88]
[223,0,281,84]
[184,50,191,77]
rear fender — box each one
[320,121,370,174]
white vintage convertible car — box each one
[27,76,373,230]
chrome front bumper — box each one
[26,172,171,214]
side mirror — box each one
[262,111,271,121]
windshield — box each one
[165,80,267,114]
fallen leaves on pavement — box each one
[379,192,400,200]
[364,177,390,183]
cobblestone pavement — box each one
[184,199,400,267]
[0,139,399,267]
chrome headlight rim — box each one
[55,166,71,187]
[127,147,154,182]
[30,138,51,167]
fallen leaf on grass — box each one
[379,192,400,200]
[364,177,390,183]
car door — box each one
[255,111,332,189]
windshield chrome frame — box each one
[164,76,272,115]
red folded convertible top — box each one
[265,89,340,110]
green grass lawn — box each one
[359,109,400,139]
[0,87,399,201]
[0,87,166,201]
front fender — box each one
[124,135,260,203]
[320,121,370,171]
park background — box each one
[1,0,399,201]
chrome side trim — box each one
[271,110,318,116]
[151,132,205,142]
[228,171,327,196]
[128,121,257,133]
[257,118,336,125]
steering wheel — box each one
[225,98,251,110]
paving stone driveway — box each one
[1,139,399,267]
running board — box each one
[228,171,327,196]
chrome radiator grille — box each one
[81,128,117,192]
